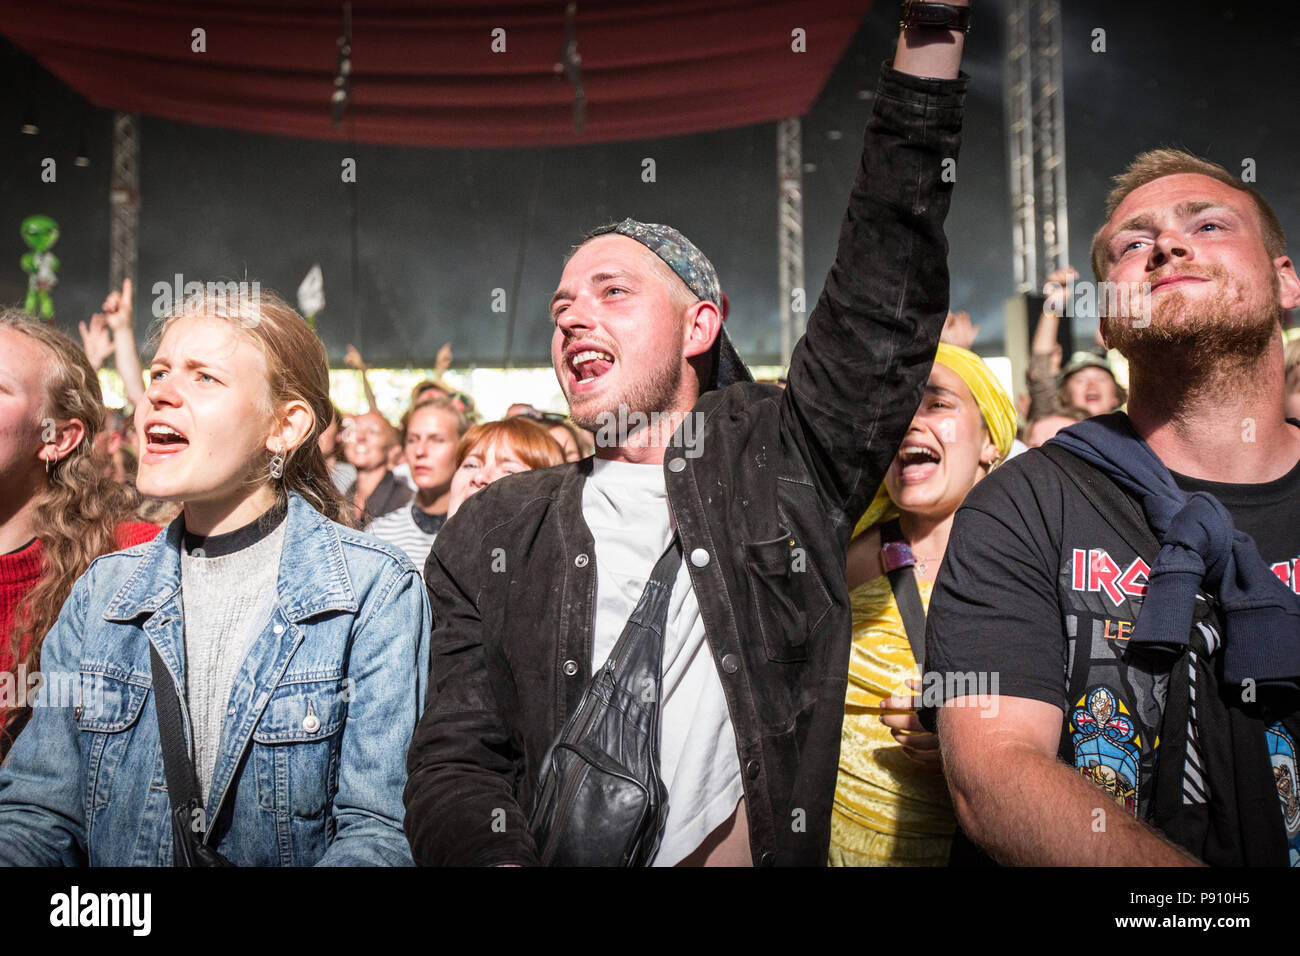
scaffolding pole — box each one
[109,112,140,295]
[1005,0,1068,294]
[777,117,804,365]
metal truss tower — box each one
[109,112,140,294]
[1005,0,1068,294]
[777,117,805,365]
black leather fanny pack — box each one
[529,534,681,866]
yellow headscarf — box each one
[852,343,1017,539]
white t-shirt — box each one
[581,458,743,867]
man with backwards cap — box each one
[405,2,973,866]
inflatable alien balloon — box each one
[21,215,60,320]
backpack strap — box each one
[880,518,928,672]
[1039,444,1161,559]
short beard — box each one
[568,338,685,437]
[1105,266,1280,389]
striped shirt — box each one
[365,504,445,571]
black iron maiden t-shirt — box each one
[925,442,1300,864]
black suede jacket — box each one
[404,64,968,866]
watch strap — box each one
[901,1,972,34]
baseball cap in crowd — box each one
[1060,350,1118,384]
[583,218,753,391]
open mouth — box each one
[144,422,189,457]
[566,347,615,392]
[897,444,941,483]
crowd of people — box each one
[0,2,1297,868]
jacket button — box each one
[574,553,589,568]
[746,759,760,779]
[690,548,710,568]
[562,659,579,677]
[720,653,739,674]
[668,457,686,473]
[759,851,775,866]
[272,624,284,635]
[302,714,321,733]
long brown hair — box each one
[155,286,351,527]
[1,311,138,749]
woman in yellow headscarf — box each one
[830,343,1017,866]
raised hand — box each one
[1041,266,1078,316]
[344,344,366,370]
[100,278,134,334]
[940,310,979,349]
[77,312,114,370]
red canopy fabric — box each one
[2,1,873,147]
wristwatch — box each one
[900,1,972,34]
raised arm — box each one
[101,279,145,407]
[894,3,968,80]
[1026,266,1075,419]
[779,9,969,522]
[344,345,378,413]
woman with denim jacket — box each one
[0,288,430,866]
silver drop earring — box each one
[269,447,285,480]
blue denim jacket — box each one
[0,493,430,866]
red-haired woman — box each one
[446,417,567,519]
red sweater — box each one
[0,522,159,729]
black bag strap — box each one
[602,532,682,675]
[148,643,207,866]
[880,518,928,672]
[1039,444,1161,559]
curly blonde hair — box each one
[1,311,139,751]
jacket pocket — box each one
[744,532,832,663]
[76,671,150,823]
[251,678,347,819]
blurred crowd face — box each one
[1099,173,1299,361]
[446,437,534,519]
[547,423,581,462]
[405,404,460,493]
[0,327,48,495]
[882,363,998,522]
[550,234,687,432]
[134,314,275,508]
[1063,367,1120,417]
[344,411,396,471]
[1025,414,1077,449]
[92,426,125,481]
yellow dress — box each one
[828,575,955,866]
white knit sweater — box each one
[179,523,287,800]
